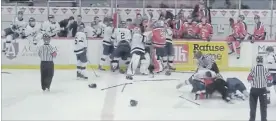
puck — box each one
[88,83,97,88]
[130,100,138,107]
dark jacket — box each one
[58,19,79,37]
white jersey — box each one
[41,21,60,37]
[12,17,27,33]
[24,23,42,37]
[74,32,88,54]
[165,28,173,43]
[265,52,276,73]
[100,23,107,38]
[111,28,132,48]
[102,26,113,46]
[130,33,146,54]
[193,68,217,80]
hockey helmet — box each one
[29,17,35,22]
[266,46,274,52]
[238,15,245,21]
[119,21,127,28]
[194,51,203,59]
[78,23,85,32]
[48,15,54,19]
[132,27,141,34]
[42,34,51,43]
[254,15,260,20]
[18,11,23,15]
[256,55,263,63]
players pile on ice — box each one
[1,10,275,104]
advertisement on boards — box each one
[173,41,229,70]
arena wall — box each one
[2,38,276,71]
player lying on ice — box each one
[176,68,233,103]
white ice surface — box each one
[2,70,276,120]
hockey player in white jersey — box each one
[24,17,42,45]
[99,17,114,71]
[41,15,60,37]
[110,21,132,73]
[2,11,27,54]
[163,23,175,72]
[126,27,149,80]
[265,46,276,104]
[74,23,88,80]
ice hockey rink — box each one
[2,69,276,120]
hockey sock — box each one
[80,62,87,77]
[162,56,168,68]
[100,55,108,66]
[227,42,234,53]
[234,41,240,55]
[140,53,150,74]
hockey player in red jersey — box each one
[144,20,166,74]
[195,17,213,41]
[180,15,198,39]
[227,15,247,59]
[248,15,266,42]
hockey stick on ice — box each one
[179,95,200,106]
[87,60,100,77]
[1,72,11,74]
[101,82,133,91]
[134,78,180,82]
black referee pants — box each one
[40,61,54,90]
[249,88,267,121]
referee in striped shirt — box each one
[38,34,57,92]
[247,56,272,121]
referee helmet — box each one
[256,56,263,63]
[43,34,51,44]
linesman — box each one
[247,56,273,121]
[38,34,57,91]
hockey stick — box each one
[1,72,11,74]
[179,95,200,106]
[134,78,180,82]
[87,60,100,77]
[101,82,133,91]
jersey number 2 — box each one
[121,33,125,39]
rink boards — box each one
[2,38,276,71]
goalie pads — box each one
[140,53,150,75]
[127,53,141,76]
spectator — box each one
[71,2,77,7]
[58,16,75,37]
[191,2,211,23]
[76,15,83,25]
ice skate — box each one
[98,65,106,71]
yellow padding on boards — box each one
[2,65,250,71]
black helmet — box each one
[43,34,51,43]
[266,46,274,52]
[256,56,263,63]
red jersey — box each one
[232,21,247,39]
[152,28,166,48]
[181,22,197,36]
[196,23,213,40]
[253,22,265,40]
